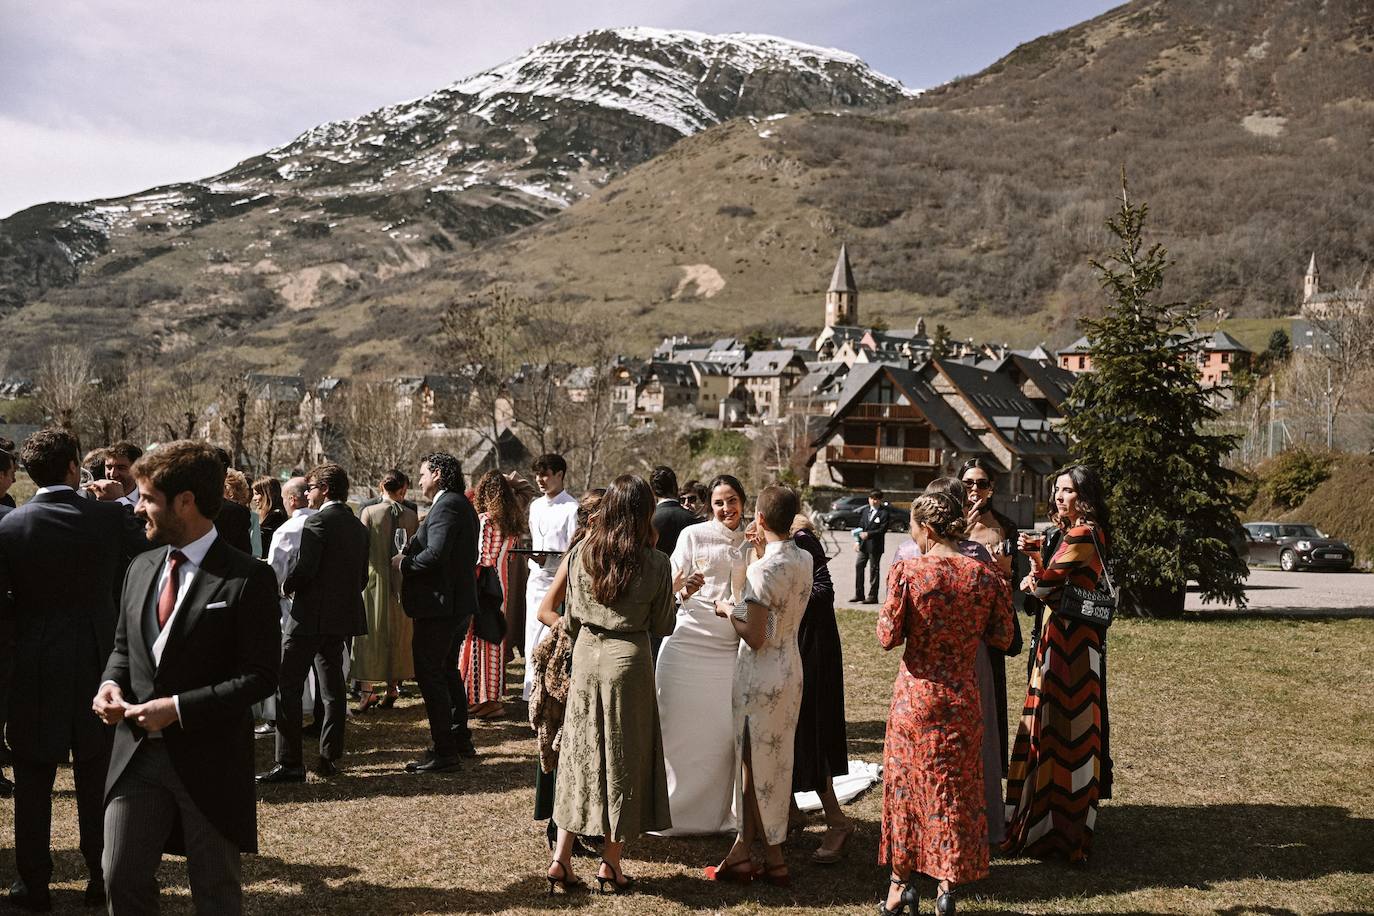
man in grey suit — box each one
[93,440,281,915]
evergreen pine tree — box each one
[1065,179,1248,615]
[931,323,952,360]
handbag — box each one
[1054,527,1116,629]
[473,563,507,643]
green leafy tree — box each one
[1065,179,1248,614]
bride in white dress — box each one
[653,475,749,836]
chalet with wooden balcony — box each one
[920,359,1072,526]
[808,363,982,492]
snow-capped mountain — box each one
[0,28,912,321]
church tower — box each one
[825,244,858,327]
[1304,253,1320,304]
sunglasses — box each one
[963,478,991,490]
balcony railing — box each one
[826,445,941,466]
[848,402,925,420]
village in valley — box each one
[4,243,1346,530]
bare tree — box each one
[440,286,527,471]
[336,378,427,488]
[150,365,210,442]
[36,344,94,431]
[1304,274,1374,424]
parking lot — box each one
[826,532,1373,616]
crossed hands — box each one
[92,683,178,732]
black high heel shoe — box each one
[379,692,398,709]
[879,876,918,915]
[935,886,957,915]
[595,859,635,895]
[545,859,584,895]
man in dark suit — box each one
[0,429,146,911]
[210,447,252,555]
[392,452,479,773]
[258,464,368,783]
[650,465,700,558]
[92,440,280,915]
[852,489,891,604]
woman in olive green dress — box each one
[351,473,419,708]
[552,475,675,894]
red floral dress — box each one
[878,554,1014,883]
[460,512,514,705]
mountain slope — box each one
[315,0,1373,369]
[0,28,911,368]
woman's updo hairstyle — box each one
[910,491,967,541]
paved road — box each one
[825,531,1373,616]
[1187,566,1374,616]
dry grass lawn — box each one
[4,611,1372,914]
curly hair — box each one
[910,491,967,541]
[475,469,525,538]
[421,452,465,493]
[580,475,655,606]
[569,487,607,549]
[223,468,251,506]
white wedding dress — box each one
[652,519,746,836]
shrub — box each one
[1261,449,1334,510]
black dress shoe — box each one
[406,754,462,773]
[313,757,337,778]
[256,764,306,784]
[457,742,479,759]
[6,880,52,912]
[83,878,106,909]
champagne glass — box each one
[690,553,710,600]
[394,528,409,554]
[78,467,95,499]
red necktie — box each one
[157,550,187,630]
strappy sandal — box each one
[704,857,755,884]
[812,822,856,864]
[879,876,918,915]
[545,859,585,895]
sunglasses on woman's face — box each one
[963,478,991,490]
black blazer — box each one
[0,489,148,763]
[652,499,701,558]
[282,502,369,637]
[400,491,478,620]
[857,503,891,557]
[102,536,280,853]
[214,500,253,555]
[257,508,289,560]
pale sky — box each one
[0,1,1122,218]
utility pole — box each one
[1325,366,1334,450]
[1267,373,1276,459]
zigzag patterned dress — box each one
[1003,524,1112,863]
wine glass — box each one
[691,553,711,600]
[394,528,409,554]
[78,467,95,499]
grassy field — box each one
[4,610,1372,914]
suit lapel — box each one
[156,539,227,673]
[130,549,165,669]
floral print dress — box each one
[731,538,814,846]
[878,554,1013,883]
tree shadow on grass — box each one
[980,802,1374,907]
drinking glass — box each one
[394,528,409,554]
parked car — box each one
[1242,522,1355,572]
[819,495,909,533]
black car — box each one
[819,495,908,533]
[1242,522,1355,572]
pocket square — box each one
[206,600,229,609]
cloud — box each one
[0,116,262,218]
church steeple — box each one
[825,244,858,327]
[1304,253,1320,303]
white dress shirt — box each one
[267,507,319,594]
[34,485,75,495]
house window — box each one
[877,378,895,403]
[1221,352,1231,364]
[1077,356,1086,369]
